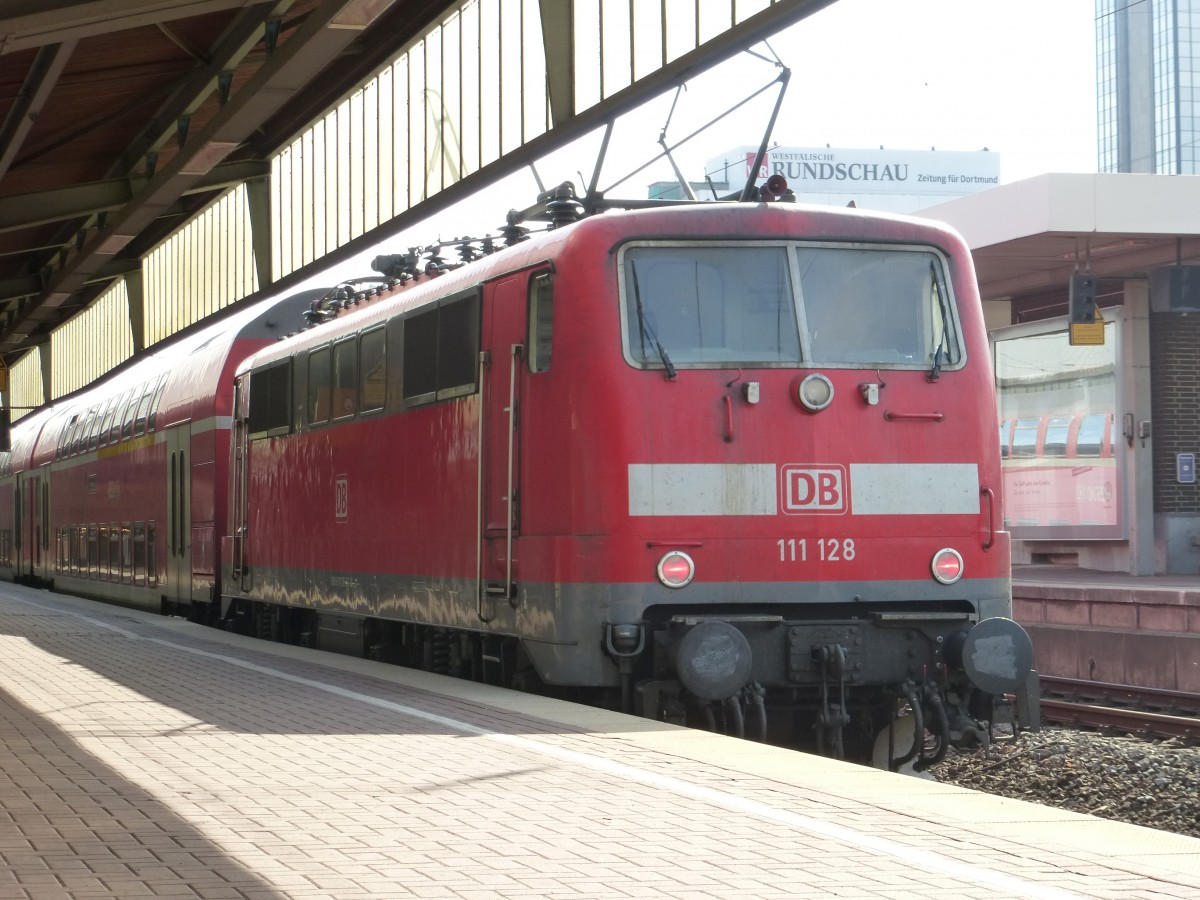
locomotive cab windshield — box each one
[619,241,963,370]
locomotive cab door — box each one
[478,275,530,611]
[165,425,192,606]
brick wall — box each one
[1149,312,1200,512]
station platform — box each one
[1012,564,1200,692]
[1,582,1198,900]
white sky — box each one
[309,0,1098,286]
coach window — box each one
[98,525,109,580]
[1076,414,1108,457]
[133,522,146,585]
[88,525,99,579]
[333,338,358,419]
[69,412,84,455]
[247,359,293,438]
[133,383,155,437]
[1043,416,1072,458]
[108,525,120,581]
[359,327,386,413]
[147,376,168,432]
[108,391,129,445]
[308,346,331,425]
[527,272,554,373]
[147,522,156,587]
[121,523,132,584]
[120,391,140,441]
[1011,418,1040,458]
[98,398,116,448]
[90,405,106,450]
[85,408,101,452]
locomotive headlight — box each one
[931,548,964,584]
[797,373,834,412]
[657,551,695,588]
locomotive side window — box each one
[620,242,960,370]
[402,309,438,401]
[402,291,480,405]
[438,296,478,397]
[308,346,331,425]
[528,272,554,373]
[332,338,358,419]
[247,359,293,438]
[359,327,386,413]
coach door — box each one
[14,475,33,580]
[165,425,191,604]
[230,375,250,592]
[32,477,49,582]
[478,275,529,613]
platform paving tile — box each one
[0,590,1197,899]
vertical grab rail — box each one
[504,344,520,605]
[980,486,997,551]
[476,349,493,622]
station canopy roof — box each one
[0,0,454,361]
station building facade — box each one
[924,173,1200,576]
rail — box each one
[1040,675,1200,743]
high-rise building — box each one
[1097,0,1200,173]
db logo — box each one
[335,475,349,520]
[781,465,847,515]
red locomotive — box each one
[0,183,1036,766]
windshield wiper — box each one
[928,260,952,382]
[629,260,677,380]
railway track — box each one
[1039,675,1200,743]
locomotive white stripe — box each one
[628,463,778,516]
[850,463,980,515]
[12,592,1088,900]
[628,463,980,516]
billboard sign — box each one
[706,146,1000,198]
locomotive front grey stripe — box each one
[850,463,980,515]
[628,463,980,516]
[628,463,778,516]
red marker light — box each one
[657,551,695,588]
[931,548,964,585]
